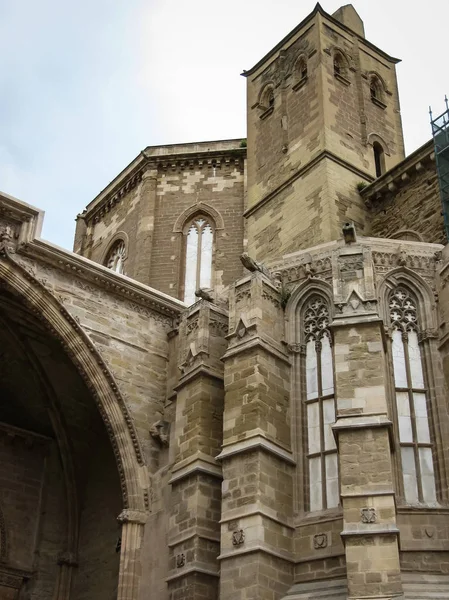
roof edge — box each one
[242,3,400,78]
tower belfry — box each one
[243,3,405,262]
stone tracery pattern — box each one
[302,295,338,512]
[106,240,126,274]
[389,286,436,505]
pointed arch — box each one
[377,267,437,332]
[173,202,224,232]
[101,231,129,268]
[285,278,338,512]
[257,81,276,111]
[0,252,147,516]
[285,278,334,344]
[378,267,440,505]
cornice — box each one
[84,146,246,223]
[18,238,184,322]
[242,3,399,79]
[362,139,435,204]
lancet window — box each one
[389,287,436,504]
[183,216,213,305]
[303,296,339,511]
[105,240,126,275]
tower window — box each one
[303,296,338,511]
[298,57,307,80]
[389,287,436,504]
[333,52,346,78]
[105,240,126,274]
[373,141,385,177]
[183,216,213,305]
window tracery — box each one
[303,296,338,511]
[105,240,126,275]
[389,287,436,504]
[183,216,213,305]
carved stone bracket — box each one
[149,420,170,447]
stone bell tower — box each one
[244,3,405,262]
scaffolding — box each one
[430,97,449,240]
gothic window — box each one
[389,287,436,504]
[183,216,213,305]
[333,52,346,78]
[297,56,307,80]
[303,296,339,511]
[369,74,386,108]
[370,78,381,101]
[105,240,126,275]
[373,141,385,177]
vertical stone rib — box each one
[135,168,158,284]
[117,511,146,600]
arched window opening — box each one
[265,87,275,108]
[389,287,436,504]
[370,79,380,101]
[298,57,307,81]
[333,53,345,78]
[183,216,213,305]
[105,240,126,275]
[373,141,385,177]
[303,296,338,511]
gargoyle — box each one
[195,288,214,302]
[240,252,271,278]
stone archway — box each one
[0,251,148,600]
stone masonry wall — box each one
[369,160,446,244]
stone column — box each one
[134,167,158,285]
[167,301,228,600]
[331,244,403,599]
[117,509,147,600]
[218,273,294,600]
[53,552,78,600]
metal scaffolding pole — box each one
[430,96,449,241]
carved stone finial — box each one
[342,222,357,244]
[149,420,170,447]
[240,253,271,278]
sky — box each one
[1,0,448,249]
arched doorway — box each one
[0,256,147,600]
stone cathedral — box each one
[1,3,449,600]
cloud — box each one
[1,0,448,248]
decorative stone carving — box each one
[313,533,328,549]
[361,507,377,523]
[240,252,271,278]
[195,288,214,303]
[232,529,245,546]
[176,553,186,568]
[149,420,170,447]
[0,225,16,255]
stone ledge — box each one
[166,565,219,583]
[220,506,294,530]
[217,433,295,465]
[217,543,294,563]
[168,530,220,548]
[169,454,222,484]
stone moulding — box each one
[87,147,246,225]
[0,248,148,513]
[18,238,183,324]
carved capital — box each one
[117,509,147,525]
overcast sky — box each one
[1,0,448,249]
